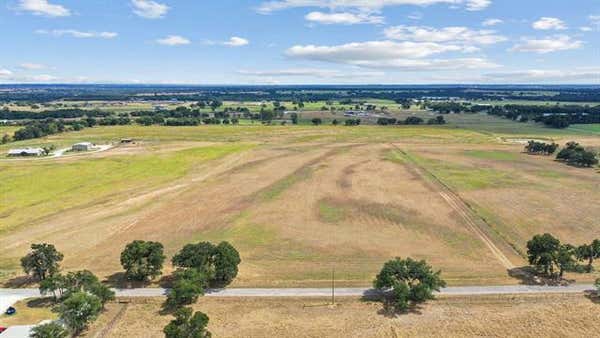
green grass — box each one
[407,153,521,191]
[0,143,254,232]
[464,150,520,161]
[383,149,407,164]
[318,199,345,223]
[567,124,600,135]
[255,166,313,202]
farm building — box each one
[7,148,44,157]
[71,142,95,151]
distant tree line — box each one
[428,102,600,129]
[5,84,600,104]
[1,108,109,120]
[376,116,445,126]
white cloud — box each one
[239,68,384,78]
[35,29,118,39]
[156,35,191,46]
[305,11,384,25]
[19,63,46,70]
[484,68,600,82]
[0,69,13,77]
[580,27,592,32]
[284,40,498,71]
[510,35,583,53]
[346,58,499,70]
[257,0,491,14]
[131,0,169,19]
[407,12,423,20]
[532,17,567,30]
[383,25,506,45]
[286,40,466,62]
[17,0,70,17]
[482,18,502,26]
[589,15,600,29]
[223,37,249,47]
[465,0,490,11]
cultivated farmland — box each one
[1,122,599,286]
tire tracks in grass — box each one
[388,144,522,270]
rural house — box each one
[7,148,44,157]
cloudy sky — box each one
[1,0,600,84]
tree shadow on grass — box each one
[26,297,55,308]
[508,266,541,285]
[3,275,36,288]
[507,266,575,286]
[360,290,424,318]
[104,272,150,289]
[584,291,600,305]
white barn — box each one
[7,148,44,157]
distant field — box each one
[472,99,600,106]
[76,294,600,337]
[0,126,18,138]
[0,123,598,286]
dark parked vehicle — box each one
[5,306,16,315]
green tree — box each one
[30,321,69,338]
[57,292,102,335]
[172,241,241,287]
[527,233,561,276]
[89,282,115,308]
[213,242,241,286]
[290,113,298,125]
[39,273,66,301]
[311,118,322,125]
[556,244,576,278]
[373,257,446,312]
[166,269,207,307]
[120,240,166,281]
[164,307,211,338]
[576,240,600,272]
[172,242,216,277]
[1,133,10,144]
[21,243,64,281]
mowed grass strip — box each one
[406,152,521,191]
[0,143,254,232]
[464,149,520,161]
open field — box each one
[1,122,599,287]
[0,298,56,327]
[75,293,600,337]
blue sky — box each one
[1,0,599,84]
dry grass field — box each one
[76,294,600,338]
[1,123,599,286]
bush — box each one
[57,292,102,335]
[30,321,69,338]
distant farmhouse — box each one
[71,142,95,152]
[8,148,44,157]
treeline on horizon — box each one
[3,85,600,103]
[428,102,600,128]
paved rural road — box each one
[1,284,595,311]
